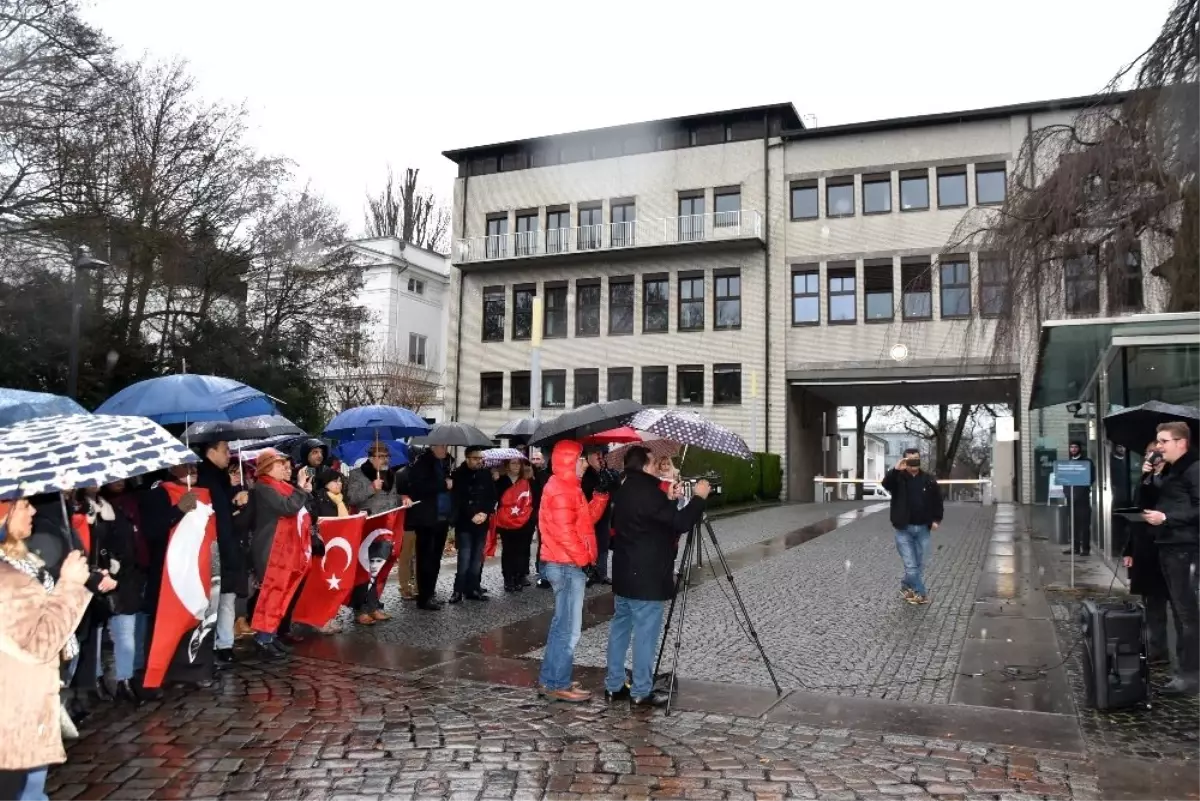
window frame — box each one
[825,178,856,218]
[641,366,668,406]
[480,372,503,410]
[574,368,599,407]
[714,271,741,330]
[975,164,1007,206]
[578,204,603,250]
[899,170,930,212]
[713,189,741,227]
[541,369,567,409]
[515,212,539,257]
[791,267,820,326]
[575,280,601,337]
[545,208,570,254]
[1064,251,1100,315]
[978,255,1010,318]
[713,363,742,405]
[482,285,505,342]
[676,364,705,406]
[677,194,706,242]
[608,278,635,335]
[408,333,427,366]
[611,201,636,247]
[642,276,669,333]
[678,274,705,332]
[511,285,535,340]
[938,257,972,319]
[861,173,892,215]
[790,181,819,220]
[863,259,894,323]
[407,277,425,295]
[607,368,634,402]
[543,284,568,339]
[1108,247,1144,314]
[936,167,968,209]
[510,371,531,410]
[901,259,934,320]
[827,263,857,324]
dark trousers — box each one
[1071,500,1092,554]
[1159,546,1199,679]
[1144,592,1170,661]
[350,581,381,614]
[500,524,534,583]
[594,523,611,580]
[453,526,486,596]
[415,524,450,602]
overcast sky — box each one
[83,0,1170,235]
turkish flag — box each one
[290,514,366,627]
[144,483,217,690]
[355,508,404,599]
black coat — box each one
[406,451,452,528]
[881,469,944,529]
[138,481,188,614]
[1150,451,1199,548]
[581,467,614,540]
[91,498,146,615]
[609,471,706,601]
[452,463,498,534]
[194,458,247,591]
[1124,474,1168,597]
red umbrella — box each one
[581,426,643,445]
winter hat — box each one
[255,448,289,476]
[316,467,343,490]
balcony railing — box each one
[455,209,763,264]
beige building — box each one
[441,96,1169,502]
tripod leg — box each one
[654,526,695,680]
[665,524,700,715]
[700,516,784,696]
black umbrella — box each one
[413,422,495,448]
[494,416,539,440]
[183,414,304,445]
[529,399,644,447]
[1103,400,1200,451]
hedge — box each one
[678,449,782,508]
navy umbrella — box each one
[529,400,644,447]
[1103,400,1200,451]
[323,405,432,441]
[96,374,276,424]
[0,388,89,427]
[630,408,753,461]
[183,414,304,445]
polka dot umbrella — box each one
[629,408,753,461]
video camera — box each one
[679,470,722,499]
[597,467,621,493]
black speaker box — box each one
[1078,599,1149,710]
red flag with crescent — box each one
[355,508,404,599]
[250,476,311,634]
[290,514,366,627]
[143,483,216,690]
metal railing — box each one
[455,210,763,263]
[812,477,994,504]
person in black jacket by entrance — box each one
[881,448,944,605]
[1124,442,1170,666]
[1141,421,1199,696]
[1062,442,1095,556]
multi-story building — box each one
[835,429,887,498]
[441,95,1170,505]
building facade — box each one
[835,429,887,498]
[441,96,1169,504]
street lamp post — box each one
[67,245,110,400]
[529,296,544,421]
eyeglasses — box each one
[1156,437,1183,445]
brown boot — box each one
[372,609,391,621]
[356,613,376,626]
[539,685,592,703]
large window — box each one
[826,178,855,217]
[482,286,505,341]
[714,190,741,227]
[611,202,636,247]
[578,205,602,250]
[862,174,892,214]
[827,263,857,323]
[713,364,742,405]
[678,195,705,241]
[792,268,819,324]
[485,216,508,259]
[643,277,669,332]
[899,170,929,211]
[407,277,424,295]
[979,255,1010,317]
[510,371,530,409]
[574,369,599,406]
[609,279,634,334]
[480,373,503,409]
[677,365,704,405]
[791,181,818,220]
[642,366,668,406]
[1109,248,1144,313]
[864,259,894,321]
[939,257,971,318]
[515,213,539,256]
[408,333,427,366]
[679,275,705,331]
[715,272,741,329]
[546,209,570,254]
[575,281,601,336]
[1065,252,1100,314]
[512,286,535,340]
[975,164,1007,205]
[544,285,567,338]
[608,368,633,401]
[937,167,968,208]
[542,370,566,408]
[901,259,933,319]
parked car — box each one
[861,483,891,499]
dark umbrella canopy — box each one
[182,414,305,445]
[529,400,644,447]
[413,422,494,448]
[494,416,539,439]
[1103,400,1200,450]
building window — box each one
[485,216,508,259]
[609,279,634,334]
[608,368,633,401]
[677,365,704,405]
[678,195,705,241]
[544,285,567,338]
[642,366,668,406]
[512,286,535,340]
[714,272,741,329]
[899,170,929,211]
[791,181,818,220]
[826,178,855,218]
[510,371,530,409]
[864,260,894,321]
[515,213,539,257]
[1065,252,1100,314]
[937,167,968,208]
[480,373,503,409]
[901,259,933,319]
[542,370,566,408]
[1109,248,1144,313]
[574,369,599,406]
[679,275,705,331]
[979,255,1010,317]
[841,436,850,447]
[792,268,819,324]
[546,209,570,254]
[643,277,669,332]
[576,282,600,336]
[827,263,857,323]
[975,164,1007,205]
[408,333,427,366]
[611,202,636,247]
[862,174,891,214]
[407,277,425,295]
[482,286,505,342]
[713,364,742,404]
[939,258,971,318]
[714,189,741,227]
[578,205,602,250]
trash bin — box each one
[1052,502,1070,545]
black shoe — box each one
[254,640,285,660]
[537,579,551,590]
[115,679,144,705]
[416,600,443,611]
[449,592,463,604]
[604,686,631,703]
[465,592,489,602]
[478,587,489,595]
[599,578,612,586]
[91,680,115,703]
[519,578,532,588]
[1159,677,1199,696]
[279,632,305,646]
[504,583,516,592]
[631,692,669,708]
[214,648,236,667]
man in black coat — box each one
[604,446,709,707]
[405,444,455,610]
[1124,442,1170,665]
[193,441,249,665]
[1142,420,1199,695]
[881,448,944,605]
[1062,442,1095,556]
[450,446,498,603]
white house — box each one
[837,429,888,497]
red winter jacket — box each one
[538,440,608,567]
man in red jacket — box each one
[536,440,608,702]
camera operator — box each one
[604,446,708,707]
[881,448,943,605]
[1141,421,1199,696]
[581,446,617,585]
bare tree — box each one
[363,165,450,252]
[903,405,974,479]
[323,340,442,419]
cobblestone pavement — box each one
[50,657,1101,801]
[543,505,991,704]
[345,503,871,652]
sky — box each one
[82,0,1171,236]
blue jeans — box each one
[605,596,665,699]
[538,562,587,690]
[19,766,48,801]
[454,528,486,595]
[895,525,932,596]
[94,614,138,681]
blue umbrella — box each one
[0,389,89,427]
[323,405,431,441]
[96,374,276,425]
[333,439,411,469]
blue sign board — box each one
[1054,460,1093,487]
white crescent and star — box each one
[164,502,214,620]
[322,536,353,590]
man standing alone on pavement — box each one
[1063,442,1094,557]
[881,448,943,605]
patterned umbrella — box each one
[605,438,681,469]
[0,413,199,501]
[481,447,528,468]
[630,408,753,461]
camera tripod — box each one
[651,512,783,714]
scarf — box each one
[258,474,296,497]
[326,491,349,518]
[361,461,395,493]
